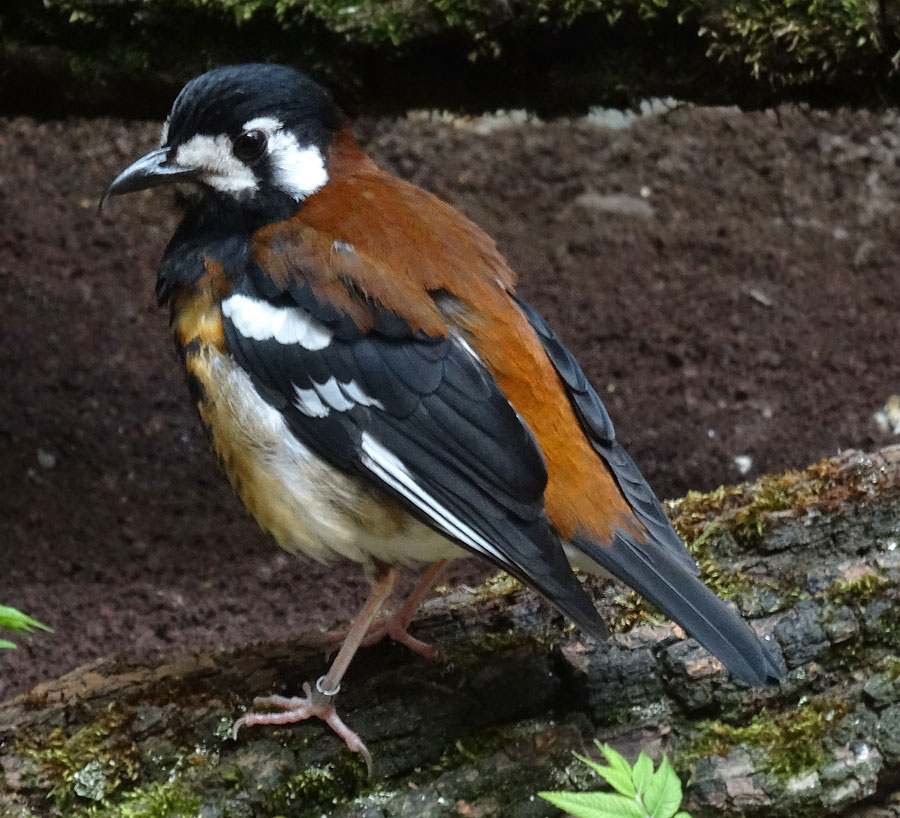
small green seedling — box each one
[539,742,692,818]
[0,604,52,649]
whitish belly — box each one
[188,345,466,567]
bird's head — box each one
[103,64,339,214]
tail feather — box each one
[574,530,782,685]
[496,518,610,644]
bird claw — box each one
[232,681,373,775]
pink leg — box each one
[326,560,447,659]
[232,566,399,774]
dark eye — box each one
[233,129,268,163]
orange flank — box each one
[471,299,641,545]
[171,259,230,351]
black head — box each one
[104,64,340,213]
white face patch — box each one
[159,117,170,148]
[176,134,258,195]
[242,116,328,200]
[222,294,332,350]
[166,116,328,200]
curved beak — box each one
[100,147,199,211]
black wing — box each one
[513,294,782,685]
[222,272,606,638]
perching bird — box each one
[104,63,782,769]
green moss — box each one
[670,458,847,547]
[831,602,900,673]
[442,625,556,672]
[463,570,524,602]
[816,571,900,673]
[696,555,753,599]
[609,590,667,632]
[14,702,213,818]
[883,655,900,680]
[263,755,370,814]
[94,780,202,818]
[18,706,141,809]
[679,698,848,779]
[821,572,892,606]
[435,725,520,770]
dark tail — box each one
[573,529,782,685]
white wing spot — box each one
[223,294,332,350]
[341,380,384,409]
[292,377,384,418]
[315,377,355,413]
[294,385,330,418]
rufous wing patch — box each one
[252,136,515,337]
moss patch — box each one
[821,572,892,607]
[669,458,854,547]
[92,780,201,818]
[18,705,141,809]
[609,589,668,632]
[679,698,849,778]
[434,724,525,771]
[263,755,370,815]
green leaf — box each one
[0,639,16,649]
[0,605,52,635]
[574,751,636,799]
[598,743,639,796]
[539,791,648,818]
[542,743,691,818]
[643,756,683,818]
[632,751,654,795]
[597,743,632,774]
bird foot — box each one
[325,613,438,660]
[232,680,373,775]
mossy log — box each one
[2,445,900,818]
[3,0,900,119]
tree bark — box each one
[2,446,900,818]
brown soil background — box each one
[1,105,898,701]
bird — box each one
[104,63,782,770]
